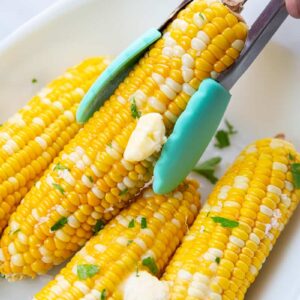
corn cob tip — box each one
[222,0,246,13]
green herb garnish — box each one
[12,229,21,235]
[119,188,128,196]
[141,217,147,229]
[0,274,5,279]
[87,175,94,183]
[77,264,99,280]
[225,119,237,135]
[52,183,65,195]
[291,163,300,189]
[54,163,69,171]
[130,98,141,119]
[107,142,112,148]
[135,262,140,277]
[32,78,37,84]
[128,219,135,228]
[215,130,230,149]
[100,289,107,300]
[93,220,105,234]
[215,257,221,264]
[51,217,68,231]
[193,157,222,184]
[142,257,158,275]
[289,153,296,161]
[127,239,133,246]
[211,216,239,228]
[199,13,205,20]
[215,120,237,149]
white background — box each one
[0,0,57,41]
[0,0,300,299]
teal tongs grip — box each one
[153,79,231,194]
[76,28,161,124]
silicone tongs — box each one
[76,0,288,194]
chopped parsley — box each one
[135,263,140,277]
[32,78,37,84]
[119,188,128,196]
[107,142,112,148]
[51,217,68,231]
[211,216,239,228]
[289,153,296,161]
[215,130,230,149]
[100,289,107,300]
[142,257,158,275]
[225,119,237,135]
[53,163,69,171]
[52,183,65,195]
[215,257,221,264]
[214,120,237,149]
[87,175,94,183]
[199,13,205,20]
[291,163,300,189]
[77,264,99,280]
[193,157,222,184]
[127,239,133,246]
[12,229,21,235]
[141,217,147,229]
[93,220,105,234]
[130,97,141,119]
[0,274,5,279]
[128,219,135,228]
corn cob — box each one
[162,138,300,300]
[34,180,200,299]
[0,57,109,233]
[0,0,247,278]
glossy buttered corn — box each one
[162,138,300,300]
[34,181,200,299]
[0,0,247,278]
[0,57,109,233]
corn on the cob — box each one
[0,57,109,233]
[162,138,300,300]
[0,0,247,278]
[34,180,200,299]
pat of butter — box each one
[123,271,170,300]
[124,113,166,162]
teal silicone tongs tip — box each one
[76,28,161,124]
[153,79,231,194]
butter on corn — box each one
[124,113,166,162]
[162,138,300,300]
[0,0,247,278]
[0,57,109,234]
[34,180,200,299]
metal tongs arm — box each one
[219,0,288,90]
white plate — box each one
[0,0,300,299]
